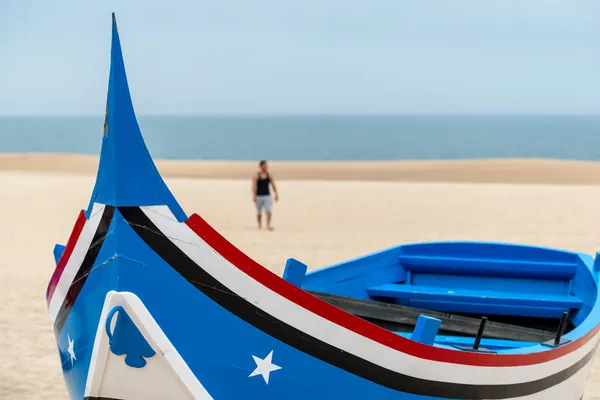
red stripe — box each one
[185,213,600,367]
[46,210,87,305]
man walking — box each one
[252,160,279,230]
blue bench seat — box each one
[397,255,578,280]
[366,284,582,318]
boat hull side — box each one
[51,204,600,399]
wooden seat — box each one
[366,284,582,318]
[397,254,578,280]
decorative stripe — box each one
[145,205,599,386]
[184,210,600,367]
[141,206,597,385]
[84,397,124,400]
[48,204,107,322]
[46,210,87,304]
[54,206,115,334]
[119,206,595,399]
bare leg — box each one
[257,213,262,229]
[266,212,273,230]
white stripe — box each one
[499,358,593,400]
[48,203,106,323]
[142,205,599,387]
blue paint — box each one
[367,284,581,318]
[85,13,186,222]
[568,254,597,327]
[59,210,436,399]
[400,241,584,262]
[411,272,569,296]
[397,333,534,351]
[53,243,65,265]
[58,215,120,400]
[410,315,441,346]
[398,254,577,280]
[283,258,307,287]
[303,240,600,355]
[47,12,600,400]
[106,305,156,368]
[301,246,406,299]
[594,253,600,272]
[304,241,594,319]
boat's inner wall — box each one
[302,246,403,300]
[302,242,598,341]
[571,258,598,326]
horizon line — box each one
[2,112,600,118]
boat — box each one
[46,13,600,400]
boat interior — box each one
[289,241,600,352]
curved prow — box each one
[85,13,186,222]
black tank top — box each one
[256,173,270,195]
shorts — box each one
[255,195,273,214]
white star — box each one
[67,334,77,366]
[249,350,282,384]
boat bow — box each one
[45,13,600,400]
[86,13,186,222]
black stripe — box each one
[84,397,125,400]
[119,206,594,399]
[54,206,115,335]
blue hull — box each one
[54,208,445,399]
[46,13,600,400]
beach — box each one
[1,155,600,399]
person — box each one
[252,160,278,230]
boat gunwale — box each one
[184,214,600,366]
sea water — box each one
[1,114,599,161]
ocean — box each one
[1,115,599,161]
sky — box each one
[1,0,600,116]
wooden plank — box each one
[308,291,556,343]
[367,284,582,308]
[366,284,581,319]
[397,254,577,279]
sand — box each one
[1,155,600,399]
[5,153,600,185]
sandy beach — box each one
[1,154,600,399]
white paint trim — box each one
[142,205,600,387]
[48,203,106,323]
[500,358,593,400]
[84,290,214,399]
